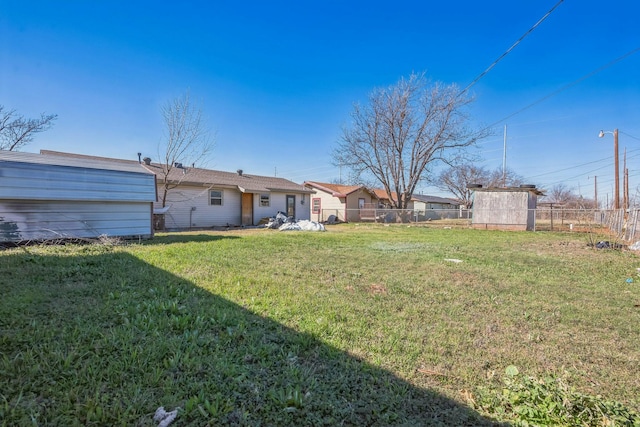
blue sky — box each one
[1,0,638,202]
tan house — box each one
[303,181,378,222]
[371,189,417,209]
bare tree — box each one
[544,183,575,205]
[437,164,525,208]
[0,105,57,151]
[437,164,490,208]
[333,72,488,209]
[158,91,214,207]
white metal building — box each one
[0,150,156,242]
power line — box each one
[487,47,640,128]
[460,0,565,94]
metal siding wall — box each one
[0,161,156,202]
[0,200,151,242]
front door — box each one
[286,195,296,218]
[242,193,253,225]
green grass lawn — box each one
[1,224,639,426]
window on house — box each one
[312,198,321,214]
[210,190,223,206]
[260,194,270,207]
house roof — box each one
[303,181,378,198]
[40,150,312,194]
[371,188,420,202]
[370,189,460,205]
[144,163,313,193]
[2,150,154,175]
[411,194,461,205]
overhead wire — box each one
[486,47,640,129]
[460,0,565,95]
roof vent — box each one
[143,157,151,165]
[237,169,243,176]
[174,162,183,168]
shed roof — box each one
[2,150,153,175]
[469,186,545,196]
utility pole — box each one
[502,125,507,187]
[594,176,598,209]
[598,128,620,209]
[623,148,628,211]
[614,129,620,209]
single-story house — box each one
[411,194,461,220]
[145,163,314,229]
[470,185,544,231]
[42,150,314,230]
[303,181,379,222]
[0,150,156,242]
[369,189,461,221]
[371,189,416,209]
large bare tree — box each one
[334,72,487,209]
[0,105,57,151]
[158,91,214,207]
[437,164,524,208]
[437,164,489,208]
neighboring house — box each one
[411,194,461,220]
[370,189,461,221]
[371,189,417,209]
[42,150,313,229]
[470,185,544,231]
[303,181,378,222]
[0,150,156,242]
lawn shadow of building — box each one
[1,249,508,426]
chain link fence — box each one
[316,207,640,242]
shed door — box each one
[241,193,253,226]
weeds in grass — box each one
[471,366,640,426]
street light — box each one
[598,128,619,209]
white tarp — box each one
[279,220,326,232]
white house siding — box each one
[310,190,346,222]
[261,193,311,222]
[159,185,242,229]
[159,188,311,229]
[0,152,156,242]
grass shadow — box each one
[144,233,242,245]
[0,248,507,426]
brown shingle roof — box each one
[303,181,375,197]
[41,150,312,194]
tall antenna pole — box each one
[594,176,598,209]
[502,125,507,187]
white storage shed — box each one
[0,150,156,242]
